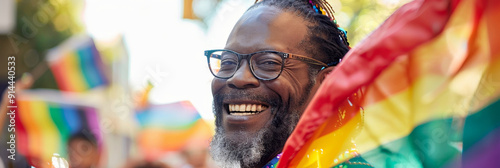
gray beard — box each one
[209,127,266,168]
[210,78,313,168]
[209,106,300,168]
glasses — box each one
[204,49,328,80]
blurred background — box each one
[0,0,410,167]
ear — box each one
[316,66,335,84]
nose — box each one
[227,60,260,89]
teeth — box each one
[232,112,254,116]
[228,104,268,115]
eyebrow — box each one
[224,47,279,54]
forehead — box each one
[225,5,309,54]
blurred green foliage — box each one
[333,0,411,46]
[0,0,85,89]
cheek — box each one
[286,64,310,86]
[268,69,309,104]
[211,78,225,95]
[265,79,290,103]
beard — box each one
[209,92,302,168]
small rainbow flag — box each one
[47,35,109,92]
[136,101,213,160]
[277,0,500,167]
[15,90,103,166]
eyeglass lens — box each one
[208,50,284,80]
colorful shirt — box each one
[263,153,281,168]
[263,153,373,168]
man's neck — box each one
[253,149,282,168]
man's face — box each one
[210,5,321,168]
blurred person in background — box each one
[0,73,33,167]
[180,148,212,168]
[0,73,33,136]
[67,132,101,168]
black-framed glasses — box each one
[204,49,328,81]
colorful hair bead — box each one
[308,0,350,49]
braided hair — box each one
[251,0,350,71]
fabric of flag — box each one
[47,35,109,92]
[15,92,103,166]
[277,0,500,167]
[136,101,213,160]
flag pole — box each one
[29,59,49,82]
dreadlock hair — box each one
[251,0,350,74]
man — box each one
[206,0,349,167]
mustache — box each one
[212,90,283,127]
[213,90,282,107]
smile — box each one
[227,104,269,116]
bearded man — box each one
[205,0,350,167]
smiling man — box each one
[206,0,350,167]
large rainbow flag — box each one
[136,101,213,160]
[47,35,109,92]
[15,90,103,167]
[277,0,500,167]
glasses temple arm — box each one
[289,54,328,67]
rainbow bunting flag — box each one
[277,0,500,167]
[47,35,109,92]
[15,90,103,167]
[136,101,213,160]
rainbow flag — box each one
[136,101,213,160]
[15,90,103,166]
[47,35,109,92]
[277,0,500,167]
